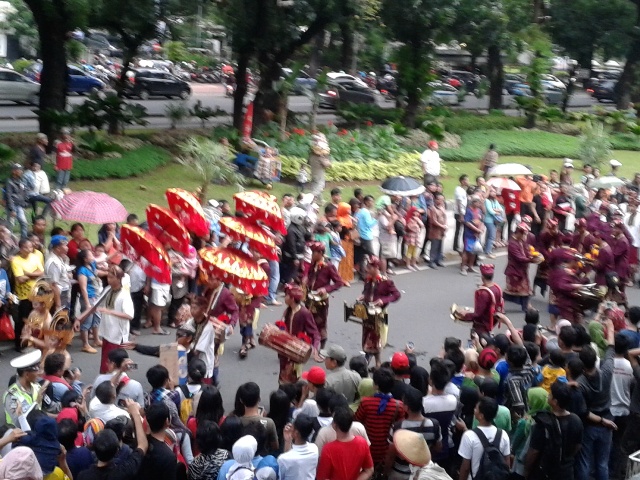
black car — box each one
[318,79,377,109]
[124,68,191,100]
[591,80,617,102]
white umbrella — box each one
[487,177,522,193]
[487,163,533,177]
[589,176,625,189]
[605,60,621,68]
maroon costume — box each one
[548,266,587,322]
[361,274,401,354]
[279,303,321,384]
[611,231,630,287]
[207,286,240,326]
[504,235,534,311]
[593,242,615,287]
[304,259,343,342]
[463,283,504,335]
[533,226,560,295]
[571,230,595,254]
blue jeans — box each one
[577,424,612,480]
[56,169,71,189]
[266,259,280,303]
[484,221,496,255]
[8,206,28,239]
[28,194,52,217]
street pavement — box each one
[0,84,603,132]
[0,251,638,411]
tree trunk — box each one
[340,22,355,74]
[616,5,640,109]
[233,53,249,131]
[253,60,281,132]
[308,32,324,78]
[36,26,68,140]
[403,90,420,128]
[487,44,503,110]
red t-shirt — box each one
[316,436,373,480]
[501,189,521,215]
[56,141,74,171]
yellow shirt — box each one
[11,253,44,300]
[44,467,70,480]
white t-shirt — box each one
[458,425,510,480]
[277,442,319,480]
[195,321,216,378]
[611,357,633,416]
[45,253,70,292]
[454,186,468,215]
[88,397,131,423]
[421,149,441,176]
[422,393,458,415]
[92,373,145,406]
[98,288,134,344]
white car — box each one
[326,72,370,89]
[541,74,566,90]
[0,68,40,105]
[428,82,460,105]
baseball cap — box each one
[301,366,326,385]
[478,348,498,370]
[49,235,68,248]
[319,344,347,363]
[391,352,410,372]
[12,163,23,170]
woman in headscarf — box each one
[226,435,258,480]
[511,387,550,478]
[0,446,44,480]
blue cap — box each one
[50,235,68,248]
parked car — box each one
[319,80,377,109]
[326,72,370,89]
[504,74,526,94]
[541,74,566,90]
[281,68,317,94]
[427,82,459,106]
[591,80,617,102]
[23,63,106,94]
[450,70,481,92]
[0,68,40,105]
[123,68,191,100]
[511,82,565,105]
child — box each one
[404,207,423,271]
[296,162,310,192]
[327,221,345,269]
[93,244,109,273]
[54,128,74,190]
[535,349,567,393]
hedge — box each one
[440,129,580,162]
[441,114,526,134]
[44,145,171,180]
[610,133,640,151]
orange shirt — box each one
[516,176,537,203]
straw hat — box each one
[393,430,431,467]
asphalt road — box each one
[1,252,638,411]
[0,84,603,132]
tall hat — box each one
[284,283,304,302]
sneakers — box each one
[460,269,468,276]
[487,254,497,259]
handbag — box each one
[0,312,15,341]
[472,239,484,255]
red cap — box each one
[309,241,326,253]
[478,348,498,370]
[428,140,438,148]
[516,222,530,233]
[301,366,326,385]
[479,264,495,276]
[391,352,410,372]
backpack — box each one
[178,384,195,424]
[471,428,509,480]
[532,411,563,478]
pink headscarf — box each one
[0,446,44,480]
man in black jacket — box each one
[5,163,29,239]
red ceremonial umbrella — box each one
[219,216,278,261]
[146,204,191,256]
[165,188,210,237]
[199,247,268,296]
[233,191,286,234]
[51,191,128,224]
[120,225,171,284]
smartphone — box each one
[126,363,138,371]
[467,339,474,349]
[406,341,414,350]
[117,399,127,408]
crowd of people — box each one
[2,134,640,480]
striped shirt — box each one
[388,418,442,475]
[354,396,405,465]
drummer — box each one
[302,242,344,349]
[279,284,322,384]
[458,264,504,339]
[571,218,595,254]
[202,273,238,384]
[533,218,561,297]
[504,222,536,312]
[3,350,44,426]
[547,252,589,325]
[358,256,401,368]
[592,230,615,288]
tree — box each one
[0,0,38,54]
[381,0,456,126]
[615,1,640,109]
[22,0,89,139]
[548,0,633,73]
[178,138,245,204]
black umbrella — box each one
[380,176,425,196]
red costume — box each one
[207,286,239,326]
[504,226,534,312]
[548,266,587,323]
[462,265,504,335]
[534,222,561,296]
[361,269,401,355]
[593,242,615,287]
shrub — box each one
[539,122,582,136]
[0,144,16,162]
[43,146,170,180]
[439,129,580,162]
[12,59,34,74]
[165,102,190,129]
[440,114,525,134]
[336,104,403,127]
[611,133,640,151]
[577,120,612,168]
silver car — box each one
[0,68,40,105]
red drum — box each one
[258,323,312,364]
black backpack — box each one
[533,411,563,477]
[472,428,510,480]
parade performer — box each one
[533,218,561,297]
[459,264,504,338]
[611,219,630,295]
[234,286,262,359]
[302,242,344,349]
[571,218,595,254]
[546,235,582,327]
[504,223,536,312]
[547,253,589,324]
[358,256,401,368]
[278,284,321,384]
[201,273,238,384]
[592,230,615,288]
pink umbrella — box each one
[486,177,521,193]
[51,191,128,224]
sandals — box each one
[239,344,249,359]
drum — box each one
[450,303,473,321]
[344,301,368,325]
[575,284,605,312]
[307,291,328,314]
[210,317,231,344]
[258,323,312,364]
[531,254,544,264]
